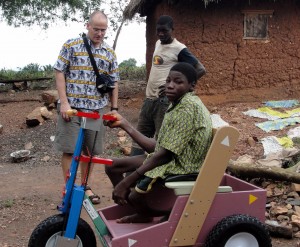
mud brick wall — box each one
[145,0,300,95]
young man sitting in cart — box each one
[105,62,212,223]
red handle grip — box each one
[66,110,117,121]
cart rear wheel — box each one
[205,214,272,247]
[28,214,96,247]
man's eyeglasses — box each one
[93,28,106,34]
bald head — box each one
[89,10,107,24]
[86,10,108,47]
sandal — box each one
[85,185,101,205]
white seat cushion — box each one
[165,181,232,195]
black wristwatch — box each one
[111,107,118,111]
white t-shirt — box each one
[146,39,186,99]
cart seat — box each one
[164,174,232,195]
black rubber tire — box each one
[205,214,272,247]
[28,214,96,247]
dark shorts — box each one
[135,176,158,194]
[54,104,105,155]
[132,96,169,149]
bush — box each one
[119,64,146,81]
[0,63,54,81]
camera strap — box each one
[82,33,101,79]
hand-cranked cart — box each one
[28,110,272,247]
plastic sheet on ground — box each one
[286,108,300,117]
[261,136,285,156]
[261,136,293,156]
[258,107,290,119]
[210,114,229,128]
[264,99,299,108]
[256,148,300,167]
[287,126,300,139]
[243,109,279,120]
[255,117,300,132]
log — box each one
[228,160,300,183]
[0,99,40,103]
[0,77,52,84]
[265,220,293,239]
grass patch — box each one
[0,199,15,208]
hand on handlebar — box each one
[103,112,128,129]
[60,102,72,122]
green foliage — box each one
[0,61,146,82]
[0,63,54,80]
[0,0,145,50]
[0,0,94,29]
[0,68,15,80]
[1,199,14,208]
[119,64,146,81]
[119,58,137,68]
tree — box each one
[102,0,145,50]
[0,0,145,49]
[119,58,137,68]
[0,0,95,29]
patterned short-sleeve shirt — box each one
[145,92,213,179]
[53,36,120,110]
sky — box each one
[0,21,146,70]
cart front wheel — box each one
[205,214,272,247]
[28,214,96,247]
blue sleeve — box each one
[178,48,199,66]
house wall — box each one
[145,0,300,95]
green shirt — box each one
[145,92,212,179]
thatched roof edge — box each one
[123,0,220,20]
[124,0,146,20]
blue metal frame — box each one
[58,127,85,214]
[52,113,112,243]
[56,127,86,238]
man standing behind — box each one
[131,15,206,156]
[53,10,120,204]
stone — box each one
[40,107,53,119]
[292,183,300,192]
[117,130,126,137]
[288,191,300,199]
[288,199,300,206]
[26,107,45,127]
[41,90,59,105]
[292,215,300,228]
[295,206,300,214]
[121,146,131,156]
[270,205,289,216]
[118,136,127,145]
[24,142,34,150]
[41,156,51,162]
[277,215,290,222]
[247,137,256,147]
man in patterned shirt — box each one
[53,10,120,204]
[105,62,212,223]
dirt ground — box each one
[1,82,300,247]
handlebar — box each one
[66,109,117,121]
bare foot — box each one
[116,214,153,224]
